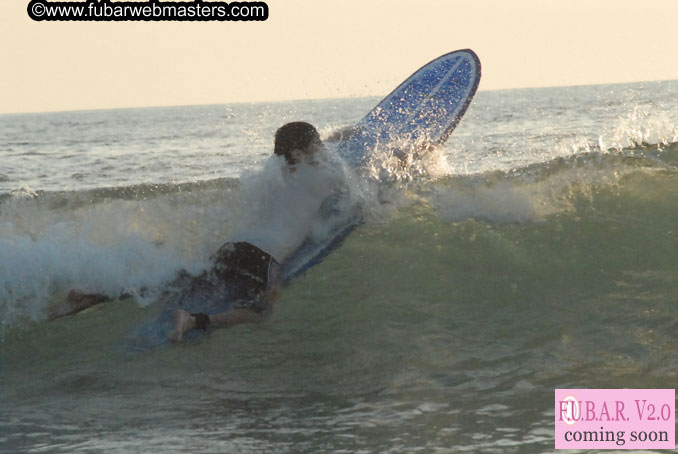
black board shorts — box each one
[210,241,280,312]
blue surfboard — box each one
[127,49,481,351]
[340,49,481,166]
[282,49,481,279]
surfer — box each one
[52,122,349,342]
[169,121,348,341]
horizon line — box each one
[1,78,676,117]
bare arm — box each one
[325,125,360,143]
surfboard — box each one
[126,49,481,352]
[282,49,481,279]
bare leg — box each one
[168,309,196,342]
[48,290,111,321]
[168,308,265,342]
[168,283,280,342]
[168,259,282,343]
[209,309,265,328]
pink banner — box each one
[555,389,675,450]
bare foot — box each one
[168,309,195,343]
[48,301,76,321]
[67,289,109,306]
[48,289,110,321]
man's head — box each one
[274,122,322,165]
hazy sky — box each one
[1,0,677,114]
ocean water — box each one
[1,80,678,453]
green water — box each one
[3,152,677,453]
[2,82,678,453]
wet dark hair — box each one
[274,122,320,165]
